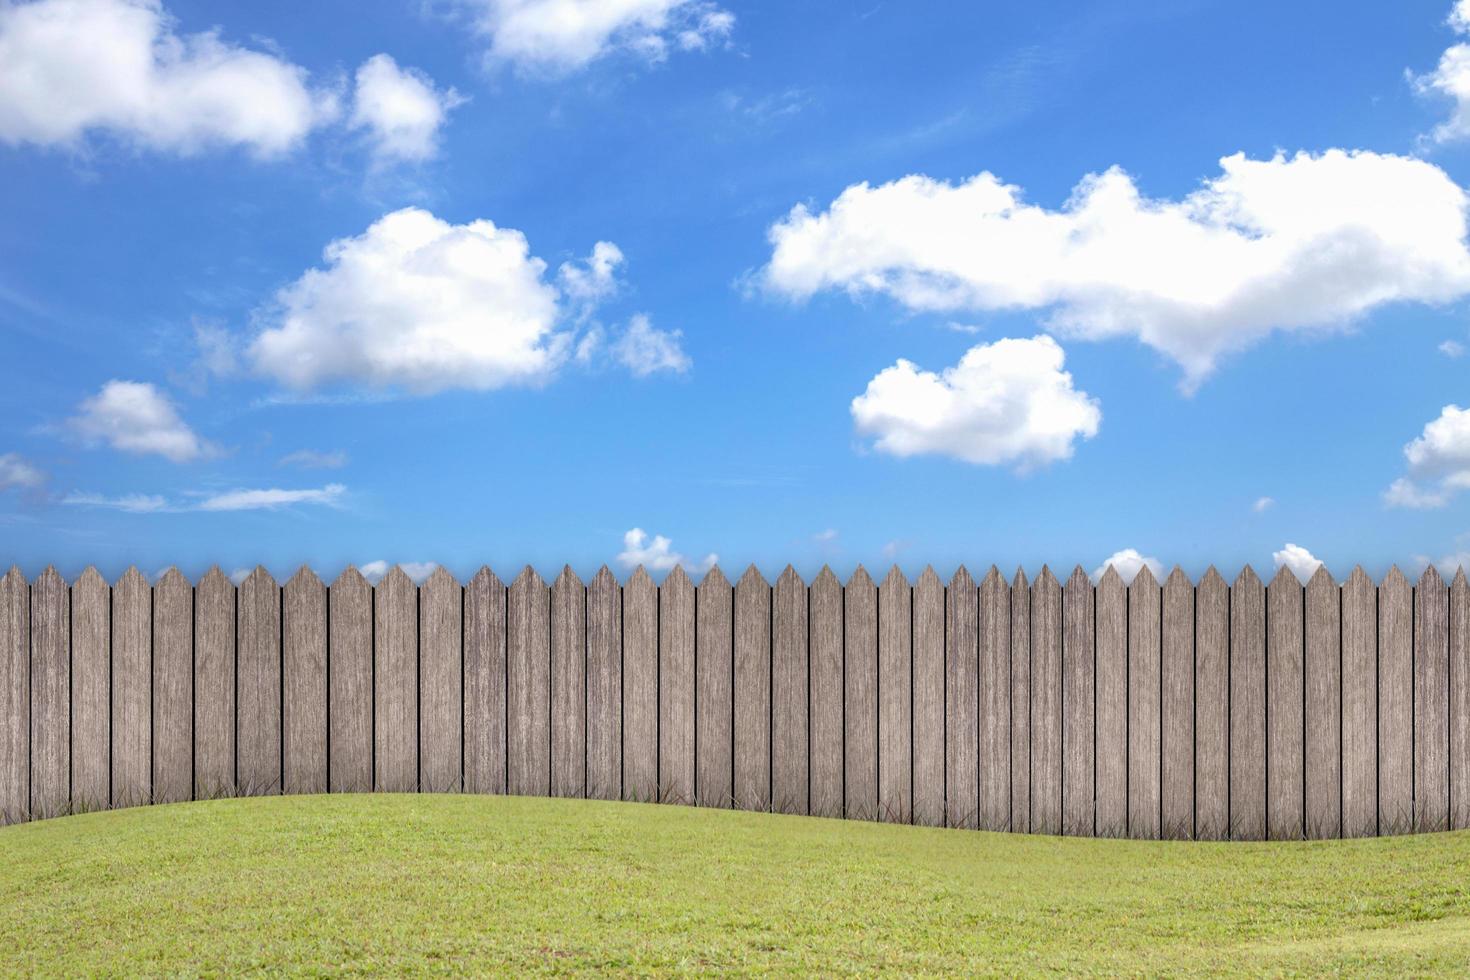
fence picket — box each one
[810,566,844,819]
[465,568,507,796]
[658,567,695,804]
[1453,569,1470,830]
[328,567,372,794]
[946,566,978,829]
[1342,566,1378,838]
[1128,566,1161,840]
[153,569,193,805]
[845,566,878,821]
[587,566,621,802]
[1062,566,1093,837]
[1380,567,1412,834]
[421,568,462,794]
[879,566,911,824]
[237,567,280,797]
[30,568,68,819]
[72,569,111,811]
[0,568,26,823]
[112,568,150,808]
[979,567,1010,832]
[283,567,327,796]
[551,567,586,800]
[1267,565,1305,840]
[1161,567,1193,840]
[773,566,809,816]
[696,566,733,809]
[1415,566,1450,834]
[1195,568,1229,840]
[194,568,234,800]
[1095,567,1126,838]
[508,567,551,798]
[1031,567,1062,836]
[622,567,656,802]
[1305,566,1341,839]
[1010,569,1031,834]
[734,565,771,811]
[374,567,417,793]
[913,567,945,827]
[1230,566,1266,840]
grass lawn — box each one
[3,794,1470,975]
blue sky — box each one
[2,0,1470,582]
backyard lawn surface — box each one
[2,794,1470,975]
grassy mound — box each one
[3,794,1469,974]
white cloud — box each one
[1384,404,1470,508]
[1412,1,1470,143]
[458,0,734,74]
[1418,547,1470,577]
[350,53,462,165]
[616,527,716,573]
[0,0,336,156]
[812,528,838,543]
[68,380,213,462]
[250,207,614,394]
[229,567,252,585]
[1091,548,1163,584]
[850,335,1100,470]
[1441,339,1466,358]
[558,241,625,306]
[62,491,171,513]
[195,484,344,512]
[359,560,437,584]
[1273,543,1322,582]
[0,453,44,491]
[611,314,690,377]
[278,448,348,469]
[1253,495,1275,513]
[763,150,1470,388]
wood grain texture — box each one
[0,568,27,823]
[1415,566,1450,834]
[1379,567,1413,834]
[374,568,417,793]
[878,566,911,824]
[772,566,808,816]
[1031,567,1062,836]
[1062,566,1094,837]
[845,566,878,821]
[658,567,695,804]
[508,567,550,798]
[1230,566,1266,841]
[464,568,507,796]
[1342,567,1378,838]
[810,567,844,819]
[71,569,110,811]
[152,569,193,805]
[29,567,69,819]
[194,568,234,800]
[420,568,462,794]
[550,567,585,800]
[621,567,656,801]
[1128,566,1162,840]
[1267,565,1305,840]
[112,568,150,808]
[1010,569,1031,834]
[1195,568,1230,840]
[237,567,281,797]
[1161,567,1193,840]
[587,566,622,802]
[283,568,327,796]
[733,566,771,811]
[946,566,978,829]
[1095,568,1127,838]
[913,567,945,827]
[1305,566,1341,839]
[1451,569,1470,830]
[979,567,1010,832]
[696,566,733,809]
[328,567,372,794]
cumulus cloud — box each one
[359,560,438,583]
[850,335,1099,470]
[0,0,337,156]
[457,0,734,74]
[1384,404,1470,508]
[1412,0,1470,143]
[1273,543,1323,582]
[67,380,213,462]
[558,241,625,306]
[764,151,1470,388]
[0,453,45,491]
[1090,548,1163,584]
[611,314,690,376]
[616,527,716,573]
[278,448,348,469]
[350,53,462,164]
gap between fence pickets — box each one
[0,562,1463,840]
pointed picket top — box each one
[332,564,371,590]
[738,563,768,590]
[1200,565,1227,590]
[1162,565,1188,589]
[241,565,277,590]
[157,566,190,593]
[1232,564,1262,590]
[698,563,730,590]
[591,564,618,591]
[776,564,805,590]
[1065,564,1090,590]
[1454,566,1468,590]
[983,565,1005,589]
[917,565,943,590]
[1268,563,1302,589]
[625,564,653,590]
[286,565,323,591]
[814,564,841,589]
[948,564,975,590]
[76,565,108,590]
[469,565,504,590]
[116,565,149,590]
[1129,563,1160,592]
[423,565,460,594]
[1011,566,1029,590]
[35,565,64,590]
[1306,564,1336,590]
[377,564,412,591]
[1418,563,1446,591]
[1036,564,1060,590]
[553,564,583,590]
[663,564,692,591]
[512,564,546,589]
[880,564,908,591]
[1383,564,1409,590]
[1097,564,1125,603]
[847,564,875,590]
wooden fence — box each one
[0,561,1466,839]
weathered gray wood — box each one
[1230,566,1266,840]
[978,567,1010,831]
[1062,566,1093,837]
[194,568,234,800]
[374,567,417,793]
[622,567,657,801]
[30,567,68,819]
[1195,568,1230,840]
[550,567,586,799]
[1010,568,1031,834]
[1267,565,1305,840]
[733,566,771,811]
[464,567,507,796]
[913,567,945,827]
[1161,567,1193,840]
[328,567,372,794]
[1094,567,1127,838]
[658,567,695,804]
[1342,566,1377,838]
[810,566,844,819]
[878,566,911,824]
[1031,567,1062,836]
[1380,567,1413,834]
[696,566,733,808]
[420,568,462,794]
[772,566,808,815]
[845,566,878,821]
[152,569,193,805]
[1415,566,1450,834]
[283,568,327,796]
[0,568,27,823]
[1304,566,1341,839]
[1453,570,1470,831]
[1128,566,1162,839]
[508,567,551,797]
[946,566,978,829]
[587,566,622,802]
[112,567,150,808]
[237,567,281,797]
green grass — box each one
[3,795,1470,976]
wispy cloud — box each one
[64,484,346,514]
[278,449,349,469]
